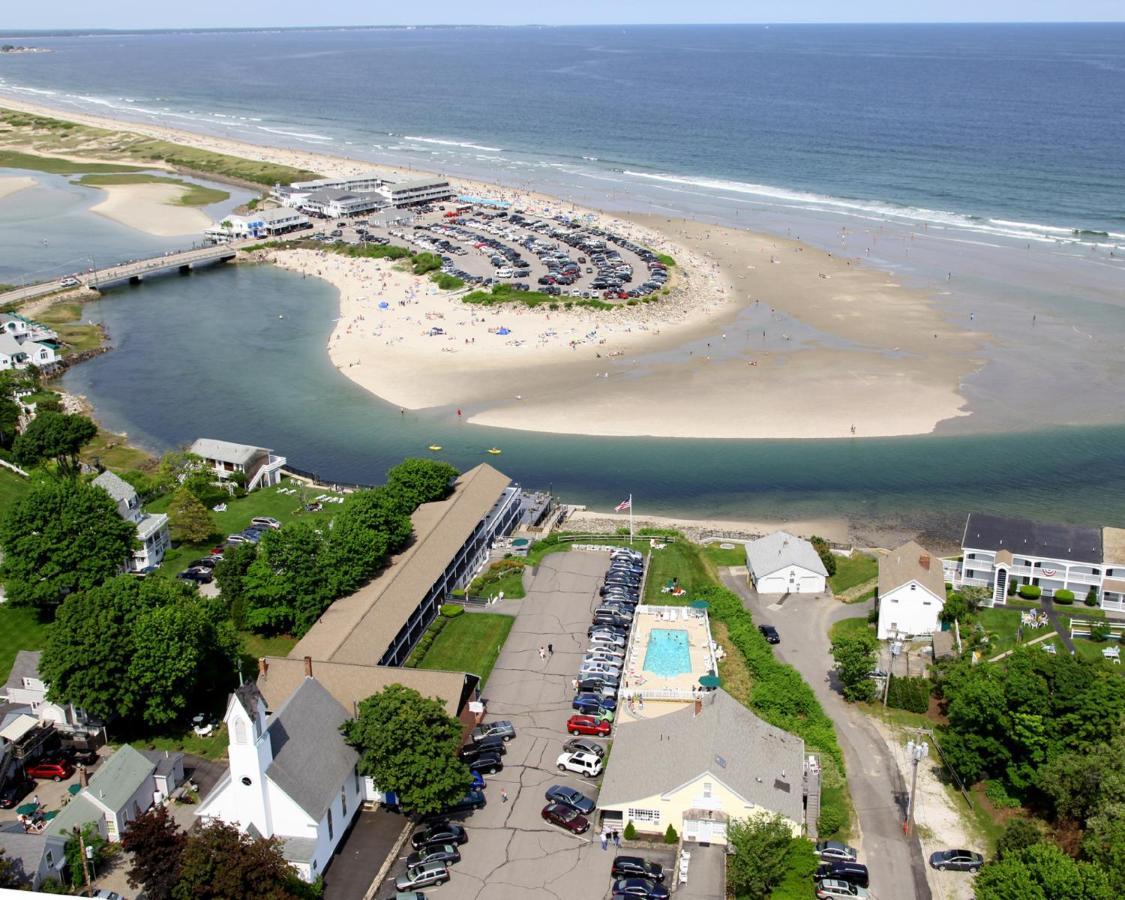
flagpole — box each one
[629,494,634,545]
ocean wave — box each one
[257,126,333,142]
[404,135,503,153]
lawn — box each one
[467,562,526,600]
[32,300,104,354]
[976,608,1025,657]
[81,428,155,472]
[418,612,514,686]
[126,725,230,762]
[76,173,229,206]
[0,148,143,175]
[828,553,878,595]
[238,631,298,673]
[829,616,874,643]
[1071,637,1122,664]
[702,543,747,568]
[644,541,713,604]
[0,605,51,683]
[0,465,32,510]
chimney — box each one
[919,555,931,570]
[78,766,88,788]
[304,656,313,678]
[258,657,269,678]
[693,698,703,717]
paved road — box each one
[721,572,932,900]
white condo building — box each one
[92,470,170,572]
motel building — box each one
[205,208,310,242]
[378,178,455,208]
[957,512,1125,611]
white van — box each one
[556,751,603,777]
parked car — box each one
[567,715,612,736]
[577,675,619,694]
[612,856,665,883]
[563,737,606,758]
[815,862,869,888]
[26,761,74,782]
[572,693,617,715]
[556,751,603,777]
[410,822,467,850]
[544,784,596,815]
[395,861,450,891]
[612,877,670,898]
[541,800,590,834]
[188,557,220,570]
[405,843,461,868]
[758,624,781,644]
[929,849,984,872]
[442,790,486,815]
[815,840,858,863]
[469,753,503,775]
[0,776,34,809]
[470,721,516,743]
[250,516,282,530]
[177,567,213,584]
[459,737,506,762]
[815,879,868,899]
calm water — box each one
[60,264,1125,536]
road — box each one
[720,571,933,900]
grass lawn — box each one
[829,616,874,643]
[828,553,878,595]
[418,613,514,686]
[238,631,298,672]
[0,465,33,510]
[0,605,51,683]
[1071,637,1121,663]
[76,173,229,206]
[81,428,155,472]
[468,562,526,600]
[32,300,103,353]
[126,725,230,762]
[644,541,713,604]
[976,608,1025,657]
[702,543,747,568]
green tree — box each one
[172,820,305,900]
[809,535,837,577]
[830,629,879,702]
[1085,808,1125,894]
[214,541,259,628]
[975,843,1112,900]
[342,487,413,553]
[385,458,459,511]
[996,818,1043,860]
[0,478,136,609]
[11,411,97,478]
[166,486,215,543]
[242,522,330,635]
[63,824,109,889]
[321,503,390,596]
[122,805,186,900]
[0,395,20,449]
[726,813,795,898]
[0,848,23,888]
[341,684,470,816]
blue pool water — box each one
[643,629,692,677]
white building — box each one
[1,650,90,732]
[0,832,67,890]
[92,470,170,572]
[877,542,947,640]
[272,172,387,205]
[205,207,310,242]
[0,314,59,371]
[379,178,454,208]
[745,531,828,595]
[189,437,286,491]
[195,679,365,883]
[296,189,384,218]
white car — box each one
[589,631,626,648]
[60,276,81,288]
[588,642,626,659]
[556,751,604,777]
[578,661,621,679]
[585,650,625,666]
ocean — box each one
[2,24,1124,534]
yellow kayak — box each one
[428,444,443,452]
[488,447,502,455]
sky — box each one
[4,1,1124,31]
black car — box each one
[815,862,869,888]
[578,675,619,693]
[459,737,506,762]
[612,877,670,899]
[758,625,781,644]
[470,752,504,775]
[612,856,665,882]
[410,822,468,850]
[0,776,34,809]
[177,567,213,584]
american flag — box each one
[615,498,632,512]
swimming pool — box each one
[643,629,692,677]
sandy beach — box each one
[4,94,983,440]
[85,182,213,236]
[0,174,36,200]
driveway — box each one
[721,572,932,900]
[324,809,407,900]
[378,551,621,900]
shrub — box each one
[810,536,837,577]
[886,676,932,714]
[451,588,466,599]
[985,780,1021,809]
[1018,584,1041,599]
[1053,589,1075,604]
[817,790,848,838]
[1086,588,1099,607]
[664,824,679,844]
[440,603,464,618]
[1090,624,1111,643]
[623,821,636,841]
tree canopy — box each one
[385,458,459,511]
[171,821,307,900]
[122,806,185,900]
[830,629,879,702]
[11,411,97,478]
[0,477,136,609]
[166,486,215,543]
[726,814,798,898]
[975,842,1112,900]
[341,684,470,816]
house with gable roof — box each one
[745,530,828,594]
[876,541,947,640]
[92,470,170,572]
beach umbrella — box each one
[691,600,710,610]
[16,803,38,816]
[699,674,721,689]
[378,301,389,309]
[43,810,58,820]
[497,327,510,335]
[67,784,81,796]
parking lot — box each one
[378,550,676,899]
[304,205,672,304]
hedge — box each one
[403,615,450,667]
[1052,589,1075,604]
[886,676,932,714]
[1018,584,1042,599]
[440,604,465,617]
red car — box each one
[566,715,612,737]
[541,801,590,834]
[26,761,75,782]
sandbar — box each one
[86,182,212,236]
[0,175,36,199]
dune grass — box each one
[76,172,229,206]
[0,148,143,175]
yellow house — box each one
[597,689,808,845]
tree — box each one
[63,824,109,889]
[11,411,97,478]
[975,843,1112,900]
[122,806,186,900]
[341,684,470,816]
[342,487,413,553]
[0,478,136,609]
[242,522,331,635]
[0,395,20,449]
[166,486,215,543]
[809,535,837,577]
[830,629,879,702]
[726,813,796,898]
[214,541,259,628]
[385,458,459,511]
[172,820,305,900]
[996,818,1043,860]
[320,503,390,597]
[0,848,24,888]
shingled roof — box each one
[962,513,1102,562]
[879,542,946,599]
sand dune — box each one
[87,182,212,236]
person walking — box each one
[538,644,546,660]
[547,643,554,656]
[613,830,621,848]
[501,788,509,803]
[600,831,608,851]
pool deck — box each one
[618,604,718,722]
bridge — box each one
[0,242,250,306]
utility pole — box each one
[905,739,930,836]
[74,827,93,896]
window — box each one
[702,782,712,799]
[910,584,916,591]
[627,808,661,825]
[327,807,334,840]
[45,850,53,866]
[354,766,361,792]
[234,719,247,745]
[340,785,347,818]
